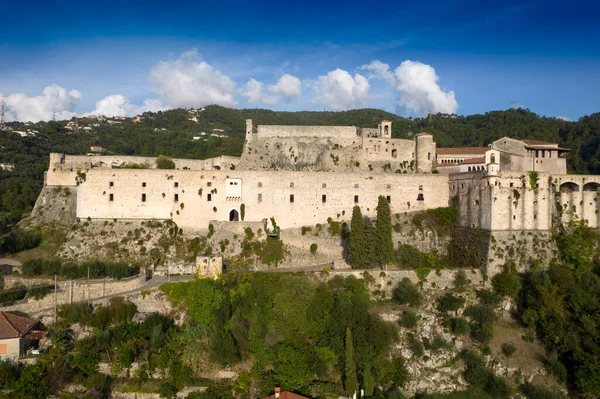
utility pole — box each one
[0,99,5,131]
[87,265,90,304]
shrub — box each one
[22,259,43,276]
[462,351,512,398]
[106,262,138,279]
[492,262,521,298]
[156,155,175,169]
[301,226,312,236]
[27,284,52,300]
[58,302,92,325]
[426,206,458,225]
[396,244,427,269]
[244,227,254,241]
[392,278,422,307]
[0,228,42,254]
[464,304,496,343]
[521,383,567,399]
[436,293,465,313]
[544,356,567,382]
[450,317,470,335]
[453,269,469,291]
[310,243,318,254]
[208,223,215,238]
[476,289,502,307]
[400,310,419,329]
[501,342,516,357]
[0,285,26,305]
[407,334,424,357]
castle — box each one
[38,119,600,270]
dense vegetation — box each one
[159,273,405,398]
[519,220,600,397]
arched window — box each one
[490,154,496,163]
[384,125,389,135]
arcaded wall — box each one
[76,169,450,231]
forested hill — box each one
[1,106,600,226]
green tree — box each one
[492,261,521,298]
[375,195,393,266]
[349,206,367,268]
[363,362,374,397]
[345,327,358,397]
[14,363,48,399]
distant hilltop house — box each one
[133,115,143,123]
[89,146,105,153]
[36,118,593,273]
[12,130,37,137]
[261,387,310,399]
[0,163,15,172]
[0,311,46,360]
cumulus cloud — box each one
[268,74,301,100]
[242,78,278,106]
[556,115,570,121]
[362,60,457,116]
[86,95,166,117]
[149,48,237,108]
[1,84,81,122]
[312,69,369,111]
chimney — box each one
[275,387,280,399]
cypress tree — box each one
[345,327,358,397]
[375,195,394,266]
[349,206,367,268]
[363,362,374,397]
[364,221,377,269]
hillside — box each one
[1,106,600,230]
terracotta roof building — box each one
[261,387,311,399]
[0,311,46,359]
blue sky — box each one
[0,0,598,121]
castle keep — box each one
[39,119,597,248]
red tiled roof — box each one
[461,157,486,164]
[522,139,557,146]
[436,147,488,155]
[0,311,39,339]
[261,392,311,399]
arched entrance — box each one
[229,209,239,221]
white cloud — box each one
[312,69,369,111]
[149,48,237,108]
[268,74,301,100]
[242,78,278,106]
[88,94,133,117]
[362,59,458,116]
[1,84,81,122]
[556,115,570,121]
[87,95,166,117]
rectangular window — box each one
[174,182,179,188]
[386,184,391,189]
[258,182,262,187]
[109,181,114,187]
[322,183,327,188]
[258,193,262,202]
[207,194,212,201]
[141,193,146,202]
[142,182,146,187]
[322,194,327,203]
[354,195,359,203]
[354,183,359,188]
[386,195,391,204]
[109,193,114,201]
[174,194,179,202]
[290,194,294,203]
[290,182,294,188]
[207,182,212,187]
[427,152,431,160]
[418,185,423,190]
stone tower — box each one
[379,120,392,138]
[415,133,435,173]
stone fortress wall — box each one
[37,118,600,267]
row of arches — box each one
[557,182,600,192]
[467,166,486,172]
